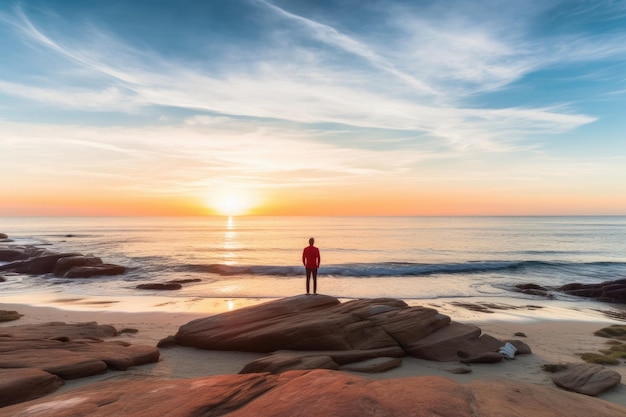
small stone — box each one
[446,367,472,374]
[514,332,527,337]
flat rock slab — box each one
[0,322,160,406]
[0,368,63,408]
[2,370,626,417]
[340,356,402,373]
[551,363,622,396]
[175,295,518,363]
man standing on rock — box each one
[302,237,321,295]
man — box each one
[302,237,321,295]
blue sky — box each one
[1,0,626,215]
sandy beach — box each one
[1,295,625,408]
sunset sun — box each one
[208,190,257,216]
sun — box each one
[208,189,256,216]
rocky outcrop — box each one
[175,295,528,372]
[559,279,626,303]
[513,279,626,303]
[2,370,626,417]
[0,322,159,405]
[551,363,622,396]
[0,246,125,278]
[0,368,63,408]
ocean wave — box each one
[173,260,626,278]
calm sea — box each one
[1,216,626,304]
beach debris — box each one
[550,363,622,396]
[0,310,23,322]
[174,295,529,373]
[3,370,626,417]
[0,321,160,405]
[498,342,517,359]
[136,283,182,290]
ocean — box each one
[2,216,626,310]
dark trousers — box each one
[306,268,318,294]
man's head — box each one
[309,237,315,245]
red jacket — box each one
[302,245,320,269]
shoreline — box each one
[1,296,625,407]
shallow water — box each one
[1,216,626,306]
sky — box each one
[1,0,626,216]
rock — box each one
[54,256,103,277]
[15,253,81,274]
[240,353,339,374]
[0,245,125,279]
[551,363,622,396]
[340,357,402,373]
[515,283,549,296]
[0,276,5,282]
[175,296,519,366]
[136,283,182,290]
[558,279,626,303]
[0,249,28,262]
[0,321,159,401]
[514,332,527,337]
[446,366,472,374]
[64,264,126,278]
[168,278,202,284]
[0,310,23,322]
[0,233,8,239]
[505,339,532,355]
[461,352,503,364]
[0,368,64,407]
[3,370,626,417]
[405,321,503,361]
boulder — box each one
[0,249,28,262]
[558,279,626,303]
[175,296,520,364]
[15,253,80,274]
[54,256,103,277]
[0,233,8,239]
[551,363,622,396]
[64,264,126,278]
[405,321,503,361]
[3,370,626,417]
[0,368,63,407]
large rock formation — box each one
[0,322,159,405]
[514,279,626,303]
[2,370,625,417]
[175,295,529,372]
[0,245,125,278]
